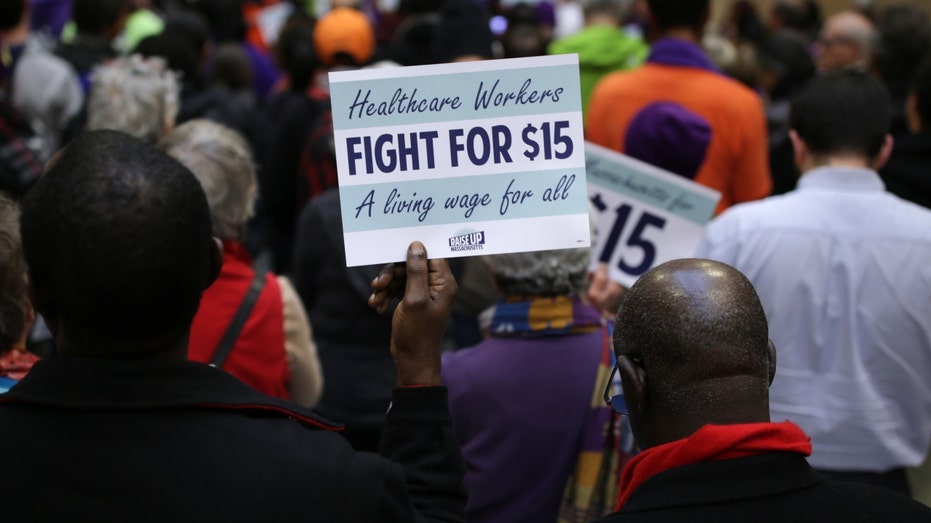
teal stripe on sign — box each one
[331,64,582,130]
[586,156,717,225]
[339,168,587,233]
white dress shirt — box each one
[697,166,931,472]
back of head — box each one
[20,130,214,356]
[874,5,931,96]
[485,247,590,297]
[0,194,25,351]
[789,70,890,161]
[191,0,247,42]
[0,0,26,32]
[212,42,252,91]
[275,18,317,91]
[163,10,210,55]
[614,259,771,443]
[772,0,820,38]
[434,0,494,63]
[160,120,256,241]
[87,55,180,144]
[757,29,816,101]
[582,0,628,24]
[134,31,203,87]
[647,0,708,34]
[73,0,128,38]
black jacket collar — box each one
[1,355,342,431]
[622,453,825,513]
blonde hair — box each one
[160,119,256,240]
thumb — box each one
[403,241,430,305]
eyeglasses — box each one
[816,35,854,48]
[603,354,643,416]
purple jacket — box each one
[442,328,603,523]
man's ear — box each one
[767,339,777,386]
[618,354,647,415]
[789,129,807,171]
[872,134,894,171]
[206,238,223,289]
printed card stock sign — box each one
[586,142,722,288]
[329,55,590,266]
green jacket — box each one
[548,26,648,122]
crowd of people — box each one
[0,0,930,521]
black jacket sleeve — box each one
[376,387,467,522]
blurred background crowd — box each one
[0,0,930,520]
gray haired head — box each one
[485,247,590,296]
[87,55,180,144]
[159,120,256,240]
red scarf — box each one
[615,421,812,510]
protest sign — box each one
[329,55,590,267]
[585,142,721,288]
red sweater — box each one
[189,242,290,399]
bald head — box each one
[614,259,774,448]
[816,11,875,72]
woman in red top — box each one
[161,119,322,406]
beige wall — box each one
[710,0,930,25]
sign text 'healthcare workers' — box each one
[586,142,722,288]
[330,55,590,266]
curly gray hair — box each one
[159,119,256,240]
[485,247,591,296]
[87,55,180,144]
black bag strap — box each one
[209,270,267,368]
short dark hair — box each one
[914,55,931,131]
[275,19,317,91]
[73,0,128,36]
[0,195,26,351]
[0,0,25,32]
[20,130,214,354]
[134,32,202,88]
[647,0,709,32]
[789,70,890,160]
[874,5,931,98]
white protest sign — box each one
[585,142,721,288]
[329,55,590,267]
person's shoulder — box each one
[812,479,931,521]
[593,63,650,89]
[883,190,931,222]
[20,38,77,77]
[441,340,492,373]
[709,193,796,229]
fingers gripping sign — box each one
[369,241,457,386]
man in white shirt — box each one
[696,70,931,496]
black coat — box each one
[880,132,931,211]
[596,452,931,522]
[0,356,466,522]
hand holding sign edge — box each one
[369,241,457,387]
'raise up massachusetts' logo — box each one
[449,231,486,252]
